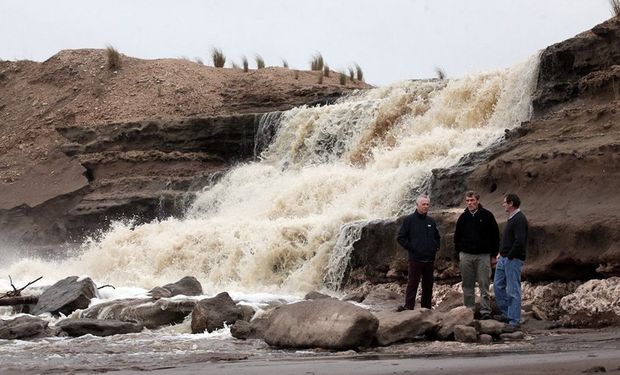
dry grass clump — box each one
[323,64,330,77]
[242,56,249,72]
[435,67,446,80]
[105,45,122,71]
[348,67,355,81]
[339,71,347,85]
[355,63,363,82]
[231,62,240,69]
[255,55,265,69]
[211,48,226,68]
[294,70,300,80]
[282,59,289,68]
[611,0,620,16]
[310,53,324,71]
[317,70,324,84]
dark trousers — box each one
[405,259,434,309]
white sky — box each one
[0,0,614,86]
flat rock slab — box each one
[31,276,98,316]
[81,298,196,329]
[56,318,144,337]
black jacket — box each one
[397,210,441,262]
[500,210,528,261]
[454,204,500,257]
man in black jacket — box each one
[494,193,528,330]
[454,191,499,320]
[397,194,441,310]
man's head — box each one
[502,193,521,214]
[416,194,431,215]
[465,191,480,212]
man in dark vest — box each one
[397,194,441,310]
[454,191,499,320]
[494,193,528,331]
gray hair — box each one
[415,194,430,205]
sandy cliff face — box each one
[466,16,620,280]
[0,49,368,245]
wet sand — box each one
[114,349,620,375]
[1,327,618,374]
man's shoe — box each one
[493,314,508,323]
[480,313,492,320]
[502,324,521,333]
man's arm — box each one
[489,212,500,258]
[453,214,463,255]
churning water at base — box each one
[1,56,539,295]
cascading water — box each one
[1,56,539,295]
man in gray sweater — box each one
[494,193,528,331]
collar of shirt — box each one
[508,208,521,220]
[468,209,478,216]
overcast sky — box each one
[0,0,614,85]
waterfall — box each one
[1,56,539,294]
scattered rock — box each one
[436,306,474,340]
[191,292,241,333]
[81,298,195,329]
[374,309,439,346]
[56,318,143,337]
[230,320,252,340]
[479,333,493,344]
[454,325,477,343]
[159,276,203,297]
[31,276,98,316]
[361,288,403,312]
[475,319,505,336]
[238,304,256,322]
[0,316,52,339]
[264,299,378,350]
[304,291,332,300]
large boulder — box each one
[0,316,53,339]
[190,292,242,333]
[56,318,143,337]
[374,309,439,346]
[31,276,98,316]
[435,306,475,340]
[264,299,378,350]
[81,298,195,329]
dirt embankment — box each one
[0,49,369,244]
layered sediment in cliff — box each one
[0,49,367,245]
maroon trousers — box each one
[405,259,434,309]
